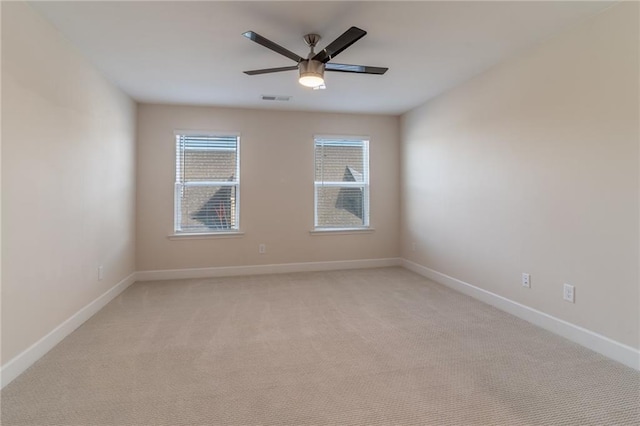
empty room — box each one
[1,1,638,424]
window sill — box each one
[168,231,244,240]
[309,228,375,236]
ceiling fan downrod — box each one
[303,33,321,58]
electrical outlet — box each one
[563,283,575,303]
[522,273,530,288]
[98,266,104,281]
[258,243,266,254]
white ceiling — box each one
[31,1,613,115]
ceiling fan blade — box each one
[325,63,388,75]
[312,27,367,63]
[242,31,304,63]
[243,66,299,76]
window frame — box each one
[173,131,241,235]
[313,135,370,231]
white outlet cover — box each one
[563,283,575,303]
[522,273,530,288]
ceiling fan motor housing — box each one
[298,59,325,87]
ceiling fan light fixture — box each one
[299,74,324,88]
[298,60,325,88]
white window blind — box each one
[314,137,370,229]
[175,134,240,233]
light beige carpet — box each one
[2,267,638,425]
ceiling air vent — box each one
[261,95,291,101]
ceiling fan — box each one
[242,26,388,89]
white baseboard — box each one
[402,259,640,371]
[6,257,634,391]
[1,272,137,388]
[136,257,403,281]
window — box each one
[174,133,240,234]
[314,136,369,229]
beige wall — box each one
[401,2,639,348]
[137,105,400,271]
[1,2,137,363]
